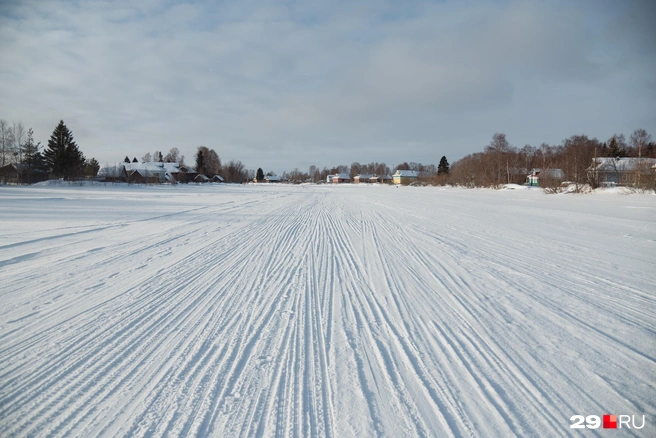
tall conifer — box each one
[43,120,85,179]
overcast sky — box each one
[1,0,655,174]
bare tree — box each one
[142,152,152,162]
[559,135,600,191]
[195,146,221,176]
[0,119,10,167]
[349,162,361,179]
[223,160,247,183]
[485,133,516,185]
[164,147,180,163]
[9,122,25,167]
[7,122,26,182]
[374,162,390,177]
[630,129,651,188]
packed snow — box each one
[1,183,654,437]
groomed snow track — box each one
[1,184,654,437]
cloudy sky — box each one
[1,0,655,174]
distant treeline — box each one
[3,117,654,189]
[448,131,655,188]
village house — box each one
[526,168,566,187]
[0,163,49,184]
[392,170,419,185]
[97,162,199,184]
[265,175,281,183]
[96,164,128,182]
[369,174,393,184]
[587,157,656,187]
[332,173,350,184]
[353,174,374,184]
[125,162,175,184]
[128,168,164,184]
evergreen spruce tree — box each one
[438,156,450,175]
[85,158,100,177]
[21,128,45,183]
[256,167,264,181]
[195,147,205,175]
[124,156,130,163]
[43,120,85,180]
[605,137,626,158]
[132,157,138,162]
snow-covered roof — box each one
[97,164,126,178]
[99,162,187,174]
[333,173,350,179]
[130,168,158,177]
[529,168,565,179]
[355,174,374,179]
[589,157,656,171]
[393,170,419,177]
[123,162,190,173]
[265,175,281,182]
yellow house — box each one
[392,170,419,185]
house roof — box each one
[99,162,195,181]
[393,170,419,177]
[0,163,46,173]
[529,168,565,179]
[265,175,281,182]
[589,157,656,171]
[97,164,127,178]
[123,162,191,173]
[333,173,350,179]
[129,168,161,177]
[355,174,374,179]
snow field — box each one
[0,183,655,437]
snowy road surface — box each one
[1,183,655,437]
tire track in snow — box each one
[2,185,654,437]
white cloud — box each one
[0,0,654,173]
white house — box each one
[587,157,656,187]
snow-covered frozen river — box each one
[1,183,654,437]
